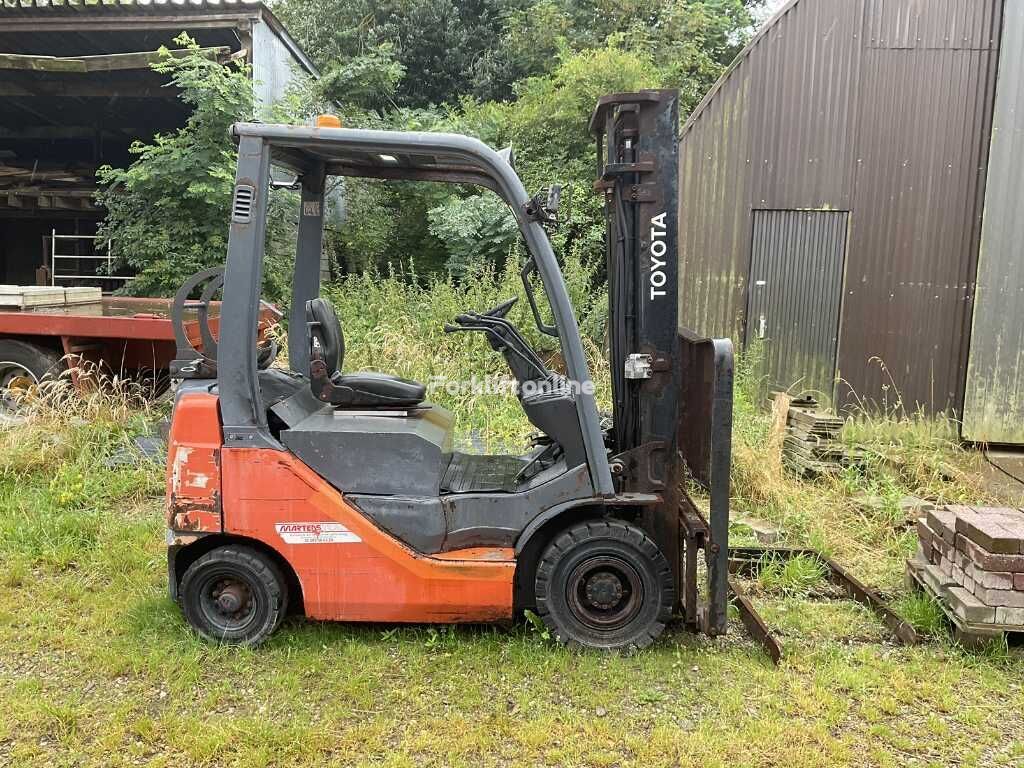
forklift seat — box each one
[306,297,426,407]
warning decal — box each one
[275,522,362,545]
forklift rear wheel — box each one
[534,520,674,651]
[179,546,288,646]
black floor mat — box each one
[441,452,528,493]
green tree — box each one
[275,0,522,108]
[95,35,255,296]
[427,194,519,276]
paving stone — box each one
[946,585,997,624]
[973,586,1024,608]
[734,517,785,545]
[917,519,935,549]
[966,566,1014,591]
[950,562,967,587]
[936,536,953,558]
[952,507,1021,555]
[995,606,1024,626]
[956,534,1024,573]
[928,507,958,544]
[1016,573,1024,591]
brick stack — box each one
[911,505,1024,631]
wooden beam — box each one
[0,47,230,73]
[0,15,256,33]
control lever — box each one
[444,312,550,382]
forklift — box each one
[165,90,734,651]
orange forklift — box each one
[165,91,734,650]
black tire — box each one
[179,545,288,646]
[534,520,674,651]
[0,340,62,410]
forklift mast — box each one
[591,90,734,634]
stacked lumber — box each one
[910,505,1024,642]
[63,287,103,305]
[0,285,101,309]
[0,285,65,308]
[782,407,847,476]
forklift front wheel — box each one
[179,545,288,646]
[535,520,674,651]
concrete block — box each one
[947,585,997,624]
[917,519,934,549]
[950,562,968,588]
[733,517,785,545]
[953,507,1021,555]
[995,606,1024,626]
[957,534,1024,573]
[973,586,1024,608]
[928,507,958,544]
[967,567,1014,591]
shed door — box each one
[745,210,849,400]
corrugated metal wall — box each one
[964,2,1024,443]
[747,209,849,398]
[678,0,1002,415]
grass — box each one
[1,288,1023,766]
[756,554,828,598]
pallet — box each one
[906,556,1018,649]
[782,406,849,477]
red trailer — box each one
[0,297,181,398]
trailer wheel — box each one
[0,340,62,412]
[534,520,674,651]
[179,545,288,646]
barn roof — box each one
[0,0,317,77]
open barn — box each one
[0,0,316,289]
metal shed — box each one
[963,1,1024,444]
[678,0,1007,426]
[0,0,318,287]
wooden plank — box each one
[63,287,103,305]
[0,285,67,309]
[0,47,228,73]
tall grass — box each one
[0,363,164,573]
[727,344,996,586]
[324,249,610,451]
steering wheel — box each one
[172,267,280,374]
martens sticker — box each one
[275,522,361,544]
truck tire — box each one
[534,520,674,651]
[179,545,288,646]
[0,340,62,409]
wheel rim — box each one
[196,570,259,636]
[566,555,644,631]
[0,361,37,412]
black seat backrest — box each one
[305,297,345,378]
